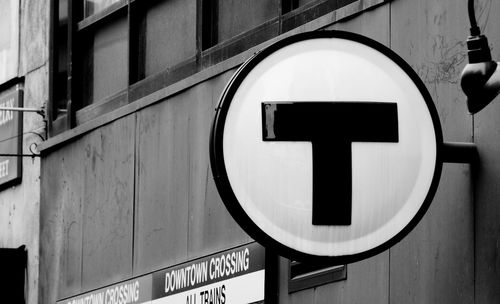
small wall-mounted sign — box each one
[210,31,443,263]
[0,85,22,189]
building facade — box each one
[38,0,500,303]
[0,0,49,303]
[0,0,47,303]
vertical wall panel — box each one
[40,116,136,300]
[390,0,471,141]
[473,0,500,302]
[57,143,84,298]
[134,93,190,274]
[187,71,252,259]
[41,144,84,301]
[390,165,474,304]
[135,70,252,275]
[80,116,135,291]
[40,159,59,304]
[390,0,474,303]
[313,253,389,304]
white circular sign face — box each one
[210,31,443,262]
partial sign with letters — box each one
[57,242,266,304]
[210,31,443,263]
[0,85,22,188]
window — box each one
[288,260,346,293]
[51,0,68,119]
[49,0,362,136]
[49,0,197,133]
[141,0,197,78]
[82,11,128,106]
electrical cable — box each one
[468,0,481,36]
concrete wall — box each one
[0,0,48,304]
[39,0,500,303]
[472,0,500,302]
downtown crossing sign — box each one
[58,243,266,304]
[210,31,444,263]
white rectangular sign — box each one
[152,270,264,304]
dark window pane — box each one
[218,0,279,43]
[144,0,196,77]
[84,0,121,17]
[55,24,68,111]
[54,0,68,118]
[201,0,217,50]
[83,15,128,105]
[59,0,68,22]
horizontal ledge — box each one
[442,142,478,164]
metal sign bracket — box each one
[442,142,478,164]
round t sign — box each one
[210,31,443,262]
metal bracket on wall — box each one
[0,142,42,158]
[0,106,45,158]
[0,106,45,116]
[442,142,478,164]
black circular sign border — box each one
[210,30,444,263]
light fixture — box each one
[460,0,500,114]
